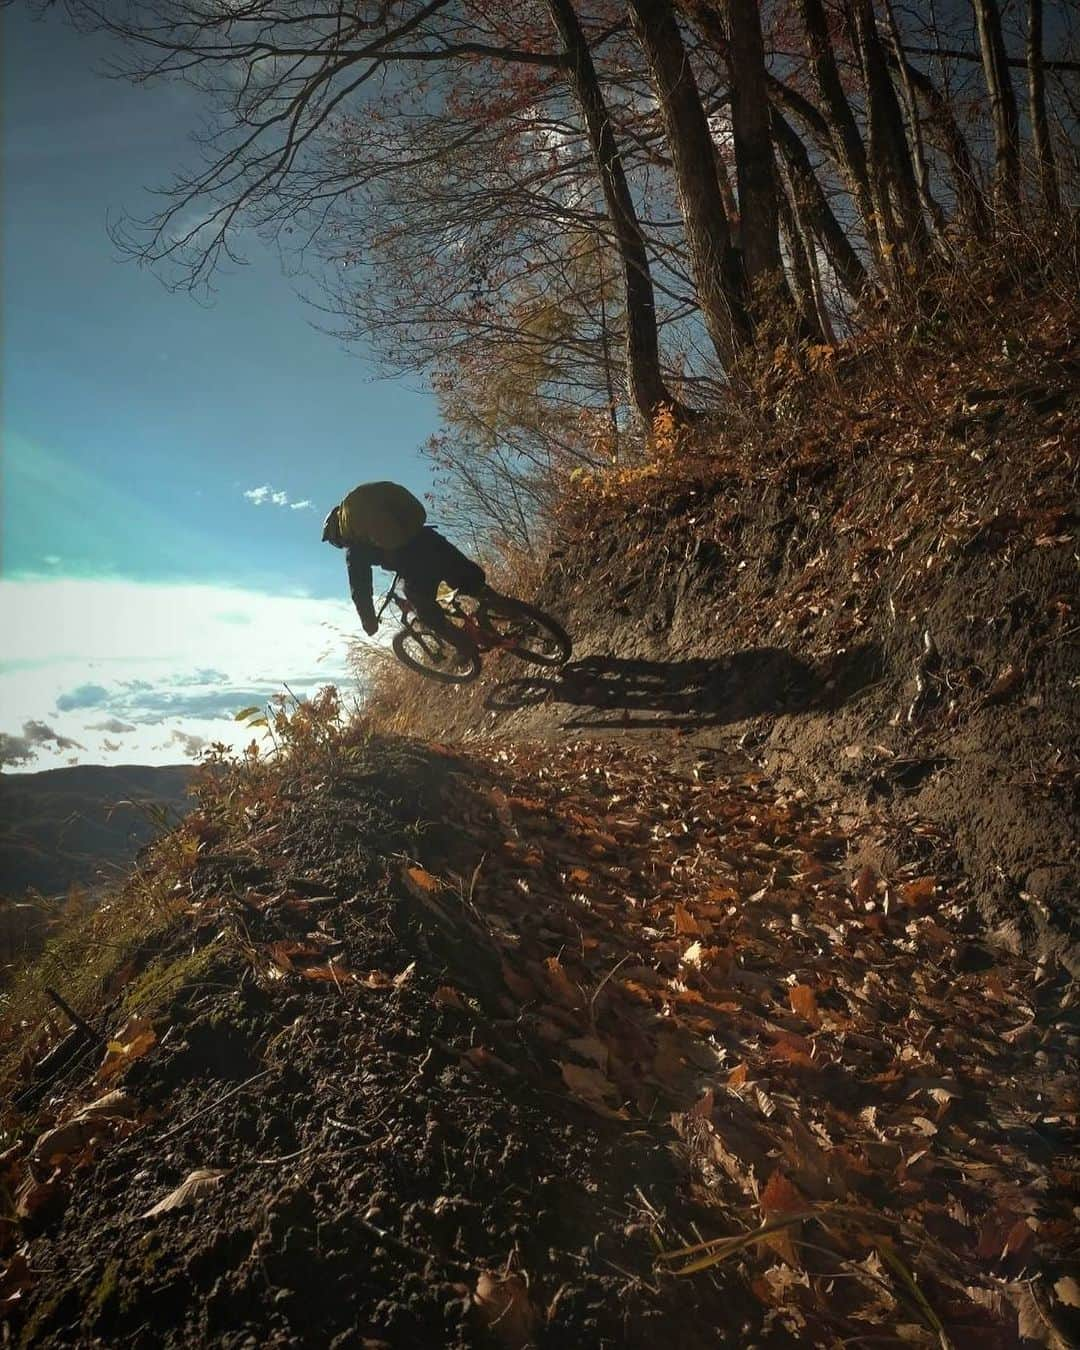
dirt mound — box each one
[4,731,1077,1346]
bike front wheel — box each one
[392,628,481,685]
[480,592,573,666]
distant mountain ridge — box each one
[0,763,194,897]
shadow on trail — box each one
[485,646,880,731]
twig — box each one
[589,954,630,1024]
[43,987,106,1049]
[156,1069,273,1144]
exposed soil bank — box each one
[397,367,1078,972]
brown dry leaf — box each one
[728,1062,749,1087]
[543,957,581,1009]
[761,1170,807,1218]
[760,1171,806,1268]
[73,1090,134,1122]
[789,984,821,1027]
[1054,1277,1080,1309]
[31,1119,104,1165]
[98,1016,156,1084]
[567,1035,608,1070]
[673,902,704,936]
[985,663,1023,702]
[897,876,936,907]
[297,961,352,983]
[462,1046,517,1078]
[142,1169,229,1219]
[1010,1280,1073,1350]
[500,961,537,1003]
[403,864,442,896]
[14,1178,64,1223]
[0,1250,33,1314]
[559,1061,627,1119]
[473,1270,538,1349]
[851,864,876,907]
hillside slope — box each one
[366,299,1080,973]
[0,765,194,897]
[1,715,1077,1346]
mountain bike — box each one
[378,578,572,685]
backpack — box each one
[337,481,427,551]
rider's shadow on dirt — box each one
[485,646,880,731]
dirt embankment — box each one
[383,361,1079,972]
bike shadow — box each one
[485,646,880,731]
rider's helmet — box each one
[321,507,343,547]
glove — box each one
[362,616,379,637]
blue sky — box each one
[1,6,438,768]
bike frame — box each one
[377,577,517,655]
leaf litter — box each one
[0,731,1075,1346]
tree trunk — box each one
[887,52,990,238]
[770,106,871,305]
[794,0,880,262]
[848,0,929,266]
[973,0,1020,211]
[879,0,947,242]
[723,0,787,295]
[545,0,688,422]
[626,0,752,364]
[1027,0,1060,212]
[776,184,826,342]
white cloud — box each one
[0,577,357,770]
[244,484,313,510]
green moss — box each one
[119,940,227,1018]
[18,1289,65,1349]
[87,1259,121,1319]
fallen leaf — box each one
[98,1016,156,1083]
[14,1178,64,1224]
[789,984,821,1027]
[897,877,936,907]
[1054,1276,1080,1308]
[760,1171,806,1267]
[674,902,705,936]
[31,1119,103,1165]
[0,1250,33,1314]
[853,865,877,906]
[142,1169,229,1219]
[474,1270,538,1349]
[73,1090,135,1122]
[543,957,581,1009]
[567,1035,608,1070]
[434,985,468,1011]
[559,1061,626,1119]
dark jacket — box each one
[346,528,486,627]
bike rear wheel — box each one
[392,628,481,684]
[480,592,572,666]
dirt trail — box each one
[3,731,1077,1347]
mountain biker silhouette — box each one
[322,481,485,662]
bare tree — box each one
[546,0,690,420]
[1027,0,1061,211]
[626,0,752,363]
[972,0,1021,210]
